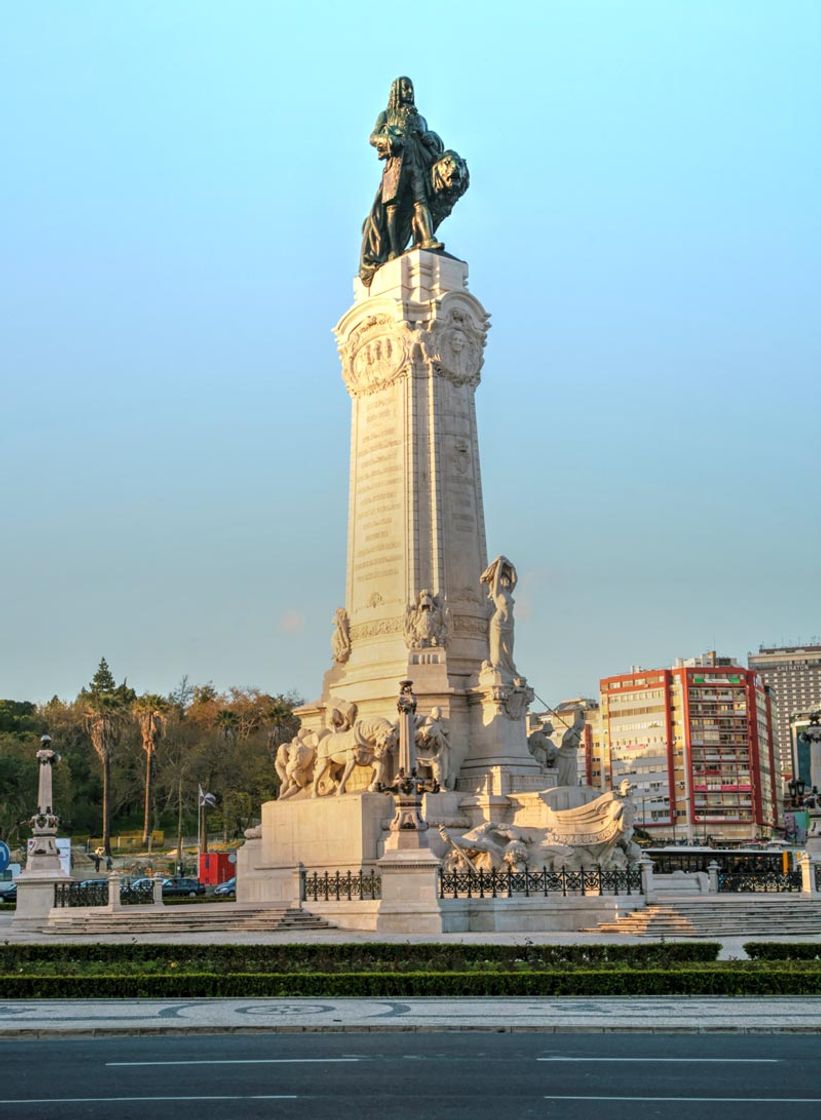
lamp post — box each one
[384,680,437,846]
[788,777,806,808]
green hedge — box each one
[1,965,819,998]
[0,941,721,973]
[745,942,821,961]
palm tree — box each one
[133,694,168,848]
[215,709,239,742]
[82,658,134,857]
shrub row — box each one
[744,942,821,960]
[1,965,819,998]
[0,941,721,971]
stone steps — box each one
[45,905,334,936]
[587,897,821,937]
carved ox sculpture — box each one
[311,717,398,797]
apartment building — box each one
[595,654,780,843]
[748,645,821,780]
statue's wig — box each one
[388,76,414,112]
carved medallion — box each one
[421,302,487,387]
[341,313,410,397]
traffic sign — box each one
[0,842,10,872]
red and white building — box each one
[594,653,780,843]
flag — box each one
[198,784,217,809]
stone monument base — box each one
[237,779,632,933]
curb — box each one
[2,1024,820,1037]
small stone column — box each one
[707,859,721,894]
[107,872,121,911]
[152,876,164,906]
[798,853,819,896]
[639,856,655,900]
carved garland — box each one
[349,617,404,641]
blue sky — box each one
[2,1,819,704]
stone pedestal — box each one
[805,810,821,856]
[376,847,444,934]
[261,791,392,869]
[13,873,70,928]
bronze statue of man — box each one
[373,76,443,259]
[359,77,469,286]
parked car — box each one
[127,877,156,892]
[214,876,236,897]
[0,884,16,904]
[161,877,206,898]
[77,878,109,890]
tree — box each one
[133,694,169,847]
[81,658,134,855]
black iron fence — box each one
[717,869,802,893]
[120,882,155,905]
[54,881,109,908]
[438,865,643,900]
[647,850,787,874]
[302,869,382,902]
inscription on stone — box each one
[351,384,406,606]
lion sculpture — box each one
[360,147,470,287]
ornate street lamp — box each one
[788,777,806,807]
[384,680,438,839]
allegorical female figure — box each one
[480,555,519,679]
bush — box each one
[0,941,721,974]
[1,965,819,999]
[744,942,821,961]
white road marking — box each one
[543,1097,821,1103]
[0,1097,298,1105]
[539,1057,779,1063]
[107,1057,359,1066]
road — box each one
[1,1031,819,1120]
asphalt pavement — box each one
[0,1031,819,1120]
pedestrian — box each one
[105,854,113,871]
[92,852,101,872]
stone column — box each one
[107,872,121,911]
[798,853,819,896]
[707,859,721,894]
[152,876,164,906]
[639,855,656,900]
[295,249,542,796]
[14,735,72,928]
